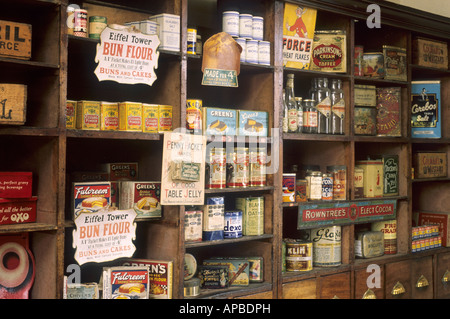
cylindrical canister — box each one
[295,179,307,202]
[236,196,264,236]
[371,219,397,254]
[227,147,249,188]
[236,38,246,62]
[354,167,364,198]
[282,173,296,202]
[222,11,240,37]
[202,196,225,241]
[306,171,322,201]
[186,99,202,134]
[245,39,258,64]
[252,16,264,40]
[207,147,226,189]
[249,147,266,186]
[239,13,253,38]
[258,40,270,65]
[73,9,88,37]
[310,226,341,267]
[224,210,243,239]
[322,173,333,200]
[327,165,347,200]
[89,16,107,39]
[285,239,313,272]
[187,28,197,54]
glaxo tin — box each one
[284,239,313,272]
[224,210,243,239]
[310,226,341,267]
[207,147,226,189]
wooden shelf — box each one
[185,234,273,249]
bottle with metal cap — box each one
[286,74,298,133]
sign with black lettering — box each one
[0,20,31,60]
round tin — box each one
[245,39,258,64]
[285,239,313,272]
[207,147,226,189]
[252,16,264,40]
[184,278,200,297]
[184,253,197,280]
[321,173,333,200]
[239,13,253,39]
[235,38,246,62]
[371,219,397,254]
[311,226,342,267]
[89,16,107,39]
[327,165,347,200]
[186,99,202,133]
[227,147,249,188]
[249,147,266,186]
[222,11,240,37]
[187,28,197,55]
[258,40,270,65]
[224,210,243,239]
[73,9,88,37]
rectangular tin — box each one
[354,85,376,107]
[354,106,377,135]
[376,87,401,137]
[382,45,407,81]
[381,154,399,196]
[235,196,264,236]
[203,258,249,286]
[237,110,268,136]
[363,52,384,78]
[224,210,243,239]
[197,265,229,289]
[142,103,159,133]
[158,105,173,132]
[66,100,77,129]
[355,160,384,198]
[119,101,142,131]
[202,196,224,241]
[76,100,101,130]
[354,231,385,258]
[203,107,237,136]
[411,81,441,139]
[100,101,119,131]
[309,30,347,73]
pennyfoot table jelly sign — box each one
[94,25,160,86]
[72,208,137,265]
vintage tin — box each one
[354,45,364,76]
[413,37,449,70]
[0,172,32,198]
[198,265,229,289]
[76,100,101,130]
[184,208,202,242]
[322,173,333,200]
[252,16,264,40]
[310,30,347,73]
[72,181,111,219]
[295,179,307,202]
[354,106,377,135]
[184,253,197,280]
[411,81,441,139]
[354,85,377,107]
[327,165,346,200]
[148,13,180,52]
[186,99,203,134]
[354,231,385,258]
[119,101,143,131]
[245,39,258,64]
[237,110,268,137]
[203,196,225,241]
[66,100,77,129]
[227,147,249,188]
[0,197,37,226]
[203,258,249,286]
[249,147,266,186]
[383,45,407,81]
[142,103,159,133]
[355,160,383,198]
[236,38,246,62]
[258,40,270,65]
[236,196,264,236]
[119,181,161,219]
[354,167,364,199]
[73,9,88,37]
[376,87,401,137]
[282,173,296,202]
[100,102,119,131]
[381,155,399,196]
[224,210,243,239]
[362,52,384,78]
[102,162,138,181]
[203,107,237,136]
[183,278,200,297]
[222,11,240,37]
[89,16,107,39]
[187,28,197,54]
[310,226,341,267]
[284,239,313,272]
[170,161,201,183]
[306,171,322,201]
[239,13,253,39]
[158,105,173,132]
[207,147,226,189]
[413,152,447,179]
[140,20,159,35]
[372,219,397,254]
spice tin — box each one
[372,219,397,254]
[310,30,347,73]
[310,226,342,267]
[66,100,77,129]
[207,147,226,189]
[227,147,249,188]
[222,11,239,37]
[354,231,385,258]
[295,179,307,202]
[186,99,202,134]
[306,171,322,201]
[285,239,313,272]
[354,167,364,198]
[73,9,88,37]
[258,40,270,65]
[236,38,246,62]
[89,16,107,39]
[100,102,119,131]
[119,101,143,131]
[354,45,364,76]
[327,165,347,200]
[382,45,407,81]
[322,173,333,200]
[376,87,401,137]
[249,147,266,186]
[187,28,197,55]
[355,160,383,198]
[76,100,101,130]
[184,208,202,242]
[202,196,225,241]
[236,196,264,236]
[142,103,159,133]
[245,39,258,64]
[158,105,173,132]
[239,13,253,39]
[224,210,243,239]
[354,106,377,135]
[252,16,264,40]
[363,52,384,78]
[282,173,296,202]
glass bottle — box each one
[295,97,303,133]
[286,74,298,133]
[330,79,345,135]
[316,77,331,134]
[309,78,318,100]
[282,89,288,133]
[302,99,318,134]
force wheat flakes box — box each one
[119,181,161,219]
[203,107,237,136]
[237,110,268,137]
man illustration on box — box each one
[286,6,308,38]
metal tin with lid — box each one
[355,231,384,258]
[310,226,341,267]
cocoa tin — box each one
[0,172,32,198]
[0,196,37,225]
[381,154,399,196]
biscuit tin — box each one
[284,239,313,272]
[203,258,249,286]
[354,231,384,258]
[76,100,101,130]
[235,196,264,236]
[382,45,407,81]
[237,110,268,136]
[66,100,77,129]
[142,103,159,133]
[119,181,161,219]
[198,265,229,289]
[102,266,149,299]
[72,181,111,219]
[203,107,237,136]
[100,101,119,131]
[119,101,142,131]
[310,30,347,73]
[411,81,441,139]
[376,87,401,137]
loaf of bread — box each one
[202,32,242,75]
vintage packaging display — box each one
[76,100,101,130]
[222,11,239,37]
[202,196,225,241]
[203,107,237,136]
[245,39,258,64]
[184,253,197,280]
[102,266,149,299]
[379,155,399,196]
[327,165,347,200]
[354,106,377,135]
[355,160,384,198]
[239,13,253,39]
[247,256,263,282]
[142,103,159,133]
[119,181,161,219]
[354,167,364,198]
[376,87,401,137]
[237,110,268,136]
[102,162,138,181]
[282,173,296,202]
[148,14,180,51]
[197,265,229,289]
[413,211,450,247]
[203,258,249,286]
[0,197,37,226]
[362,52,385,78]
[411,81,441,139]
[354,85,377,107]
[119,101,143,132]
[382,45,407,81]
[249,147,267,186]
[158,105,173,132]
[309,30,347,73]
[412,224,439,240]
[63,280,99,299]
[186,99,203,133]
[310,226,341,267]
[321,173,333,200]
[185,208,202,242]
[226,147,249,188]
[88,16,107,39]
[252,16,264,41]
[354,231,384,258]
[0,172,32,198]
[72,181,111,219]
[235,196,264,236]
[371,219,397,254]
[121,258,173,299]
[207,147,226,189]
[0,20,31,60]
[295,179,307,202]
[100,101,119,131]
[413,37,448,70]
[66,100,77,129]
[224,210,243,239]
[412,152,447,178]
[284,239,313,272]
[412,236,442,253]
[258,40,270,65]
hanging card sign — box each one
[72,208,137,265]
[94,25,160,86]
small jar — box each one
[302,99,318,134]
[306,170,322,201]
